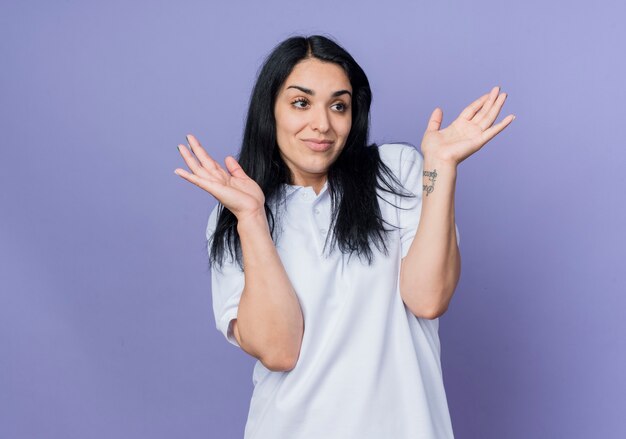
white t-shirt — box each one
[207,142,460,439]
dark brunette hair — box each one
[209,34,414,270]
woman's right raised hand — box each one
[174,134,266,222]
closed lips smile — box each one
[301,138,334,144]
[301,139,334,152]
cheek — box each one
[276,109,306,135]
[337,115,352,137]
[287,118,306,134]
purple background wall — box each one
[1,0,624,437]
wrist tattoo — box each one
[423,169,437,196]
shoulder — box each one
[376,142,424,178]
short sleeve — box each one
[397,144,460,259]
[206,204,245,348]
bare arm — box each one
[175,134,303,372]
[401,86,514,318]
[400,158,460,319]
[233,211,304,371]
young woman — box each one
[175,34,514,439]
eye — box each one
[332,102,349,112]
[291,97,309,109]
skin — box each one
[171,57,355,370]
[274,58,353,194]
[175,60,515,356]
[175,131,303,370]
[400,86,515,318]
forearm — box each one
[400,156,461,319]
[236,211,304,370]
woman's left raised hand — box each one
[420,86,515,166]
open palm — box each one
[421,86,515,166]
[174,134,265,221]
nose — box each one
[310,106,330,133]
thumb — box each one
[425,107,443,133]
[225,156,248,178]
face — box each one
[274,58,353,188]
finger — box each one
[177,143,204,175]
[178,140,228,181]
[479,92,507,131]
[174,167,206,188]
[185,134,222,172]
[459,93,490,120]
[480,114,516,144]
[174,167,222,196]
[175,166,243,207]
[425,107,443,132]
[472,86,500,123]
[224,156,249,178]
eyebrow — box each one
[286,85,352,98]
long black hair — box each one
[209,34,415,270]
